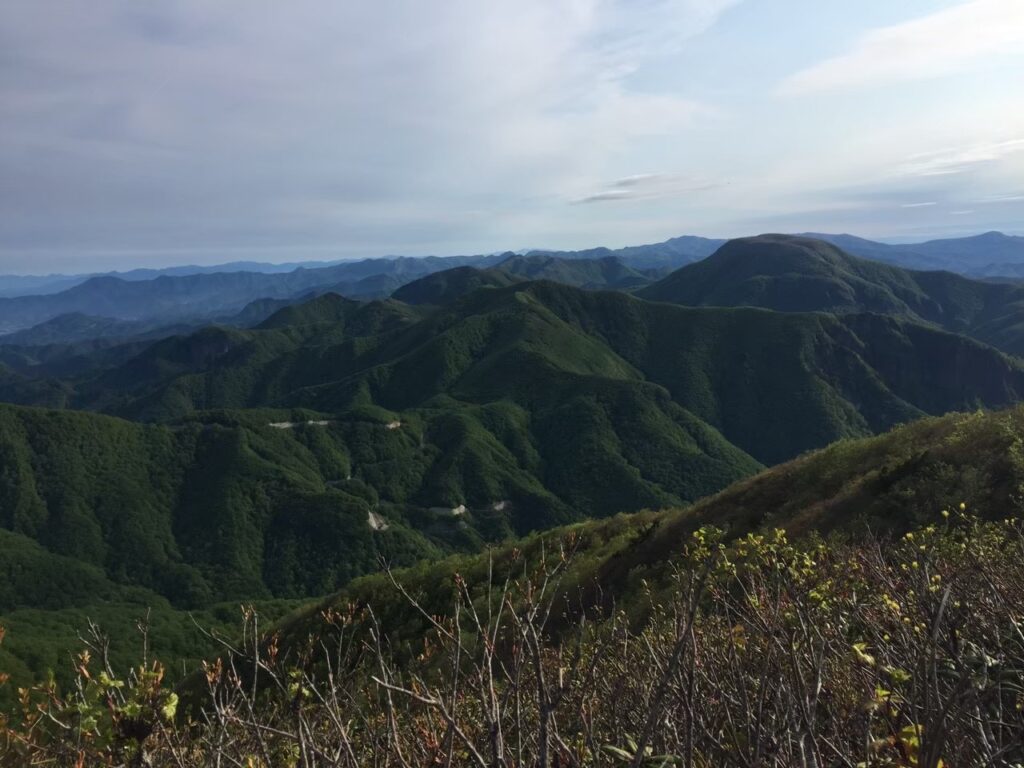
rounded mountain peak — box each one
[703,234,852,276]
[636,234,921,315]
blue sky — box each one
[1,0,1022,272]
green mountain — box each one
[284,402,1024,648]
[391,266,522,305]
[0,405,456,607]
[91,282,1024,462]
[2,281,1022,467]
[639,234,1024,355]
[392,255,654,307]
[0,314,174,347]
[5,274,1021,619]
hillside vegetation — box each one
[6,406,1024,765]
[288,403,1024,644]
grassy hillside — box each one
[278,403,1024,655]
[0,505,306,711]
[14,511,1024,766]
[639,233,1024,355]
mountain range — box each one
[806,230,1024,275]
[2,230,1022,340]
[4,231,1024,707]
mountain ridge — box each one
[638,233,1024,355]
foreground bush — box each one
[3,510,1024,766]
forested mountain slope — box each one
[639,234,1024,355]
[1,281,1022,468]
[273,403,1024,674]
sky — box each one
[1,0,1023,273]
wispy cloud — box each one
[981,193,1024,203]
[571,173,720,204]
[896,138,1024,178]
[901,201,937,208]
[779,0,1024,95]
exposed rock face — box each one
[367,511,390,531]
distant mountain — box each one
[0,258,352,298]
[805,231,1024,276]
[392,266,522,305]
[0,296,302,350]
[497,253,653,289]
[392,255,654,306]
[0,274,88,299]
[4,231,1020,332]
[0,313,168,347]
[529,234,726,270]
[639,234,1024,355]
[907,232,1024,275]
[0,254,509,334]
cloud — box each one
[571,172,720,204]
[779,0,1024,95]
[901,202,937,208]
[573,190,635,204]
[981,194,1024,203]
[895,138,1024,177]
[0,0,736,269]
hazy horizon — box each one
[0,229,1021,278]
